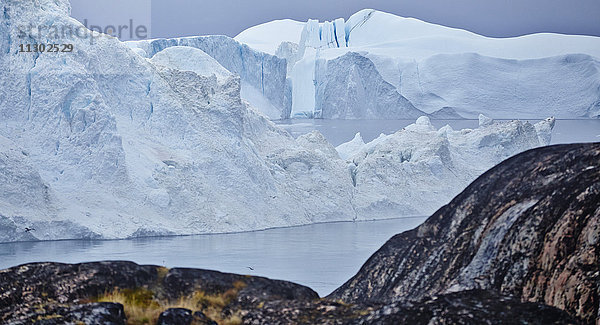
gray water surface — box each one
[0,217,426,296]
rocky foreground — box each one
[1,143,598,324]
[330,142,599,324]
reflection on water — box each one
[0,217,426,296]
[276,119,600,146]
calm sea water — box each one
[0,217,426,296]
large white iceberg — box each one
[235,9,600,119]
[338,115,556,218]
[150,46,232,81]
[0,0,353,242]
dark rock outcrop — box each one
[0,261,157,318]
[241,289,580,325]
[355,290,581,325]
[331,143,600,323]
[3,302,126,325]
[0,261,317,324]
[157,308,193,325]
[163,267,317,304]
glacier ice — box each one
[0,1,560,242]
[337,115,556,218]
[399,53,600,118]
[150,46,232,81]
[234,9,600,119]
[314,52,424,119]
[127,35,290,120]
[275,41,299,74]
[235,19,306,55]
[478,114,494,127]
[0,0,354,241]
[336,133,365,161]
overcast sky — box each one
[70,0,600,41]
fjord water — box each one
[0,217,426,296]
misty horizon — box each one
[70,0,600,41]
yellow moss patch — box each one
[156,267,169,281]
[223,314,242,325]
[232,281,247,290]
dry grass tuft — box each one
[156,267,169,281]
[222,314,243,325]
[93,280,247,325]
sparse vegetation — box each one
[92,274,247,325]
[35,314,63,321]
[223,314,242,325]
[156,266,169,281]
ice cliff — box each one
[5,143,596,323]
[127,35,291,120]
[337,116,556,218]
[236,9,600,119]
[0,0,352,242]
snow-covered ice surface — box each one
[399,53,600,118]
[127,35,291,120]
[235,9,600,119]
[235,19,306,55]
[0,0,560,242]
[150,46,232,81]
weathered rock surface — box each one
[355,289,581,325]
[0,261,317,324]
[331,143,600,324]
[241,289,580,324]
[156,308,193,325]
[3,302,126,325]
[1,262,578,325]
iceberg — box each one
[235,9,600,119]
[338,115,556,218]
[0,0,353,242]
[314,52,424,119]
[127,35,291,120]
[235,19,306,55]
[150,46,232,81]
[399,53,600,118]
